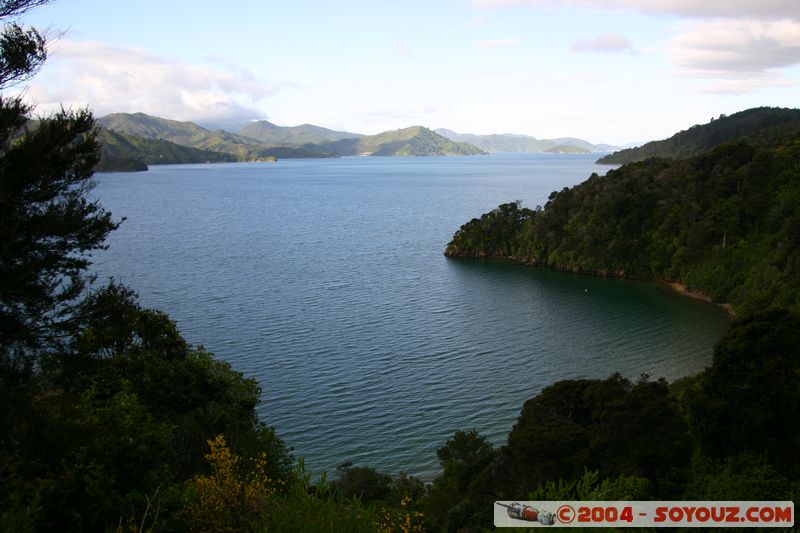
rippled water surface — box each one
[92,154,730,478]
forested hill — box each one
[315,126,486,156]
[435,128,618,153]
[97,113,485,161]
[598,107,800,164]
[445,138,800,315]
[95,128,235,172]
[239,120,362,146]
[97,112,322,162]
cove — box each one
[91,154,731,479]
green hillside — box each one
[320,126,485,156]
[543,144,589,154]
[97,112,210,144]
[9,108,800,531]
[98,113,482,159]
[239,120,361,146]
[95,128,235,172]
[435,128,557,152]
[446,135,800,315]
[439,111,800,529]
[598,106,800,164]
[97,113,327,160]
[435,128,618,153]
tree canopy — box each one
[0,0,121,363]
[446,138,800,315]
[0,4,294,530]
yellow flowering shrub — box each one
[375,495,427,533]
[185,434,280,532]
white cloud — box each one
[471,0,800,20]
[395,43,414,60]
[572,32,634,53]
[478,38,521,48]
[694,75,797,94]
[669,19,800,75]
[20,39,274,123]
[470,0,800,93]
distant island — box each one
[95,113,485,172]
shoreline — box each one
[445,252,737,319]
[661,281,736,318]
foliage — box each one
[1,381,173,530]
[598,106,800,164]
[53,282,294,481]
[527,468,650,501]
[389,472,428,506]
[447,136,800,315]
[1,282,294,531]
[375,496,427,533]
[434,310,800,530]
[435,430,494,492]
[442,111,800,530]
[333,463,393,503]
[445,201,535,258]
[0,107,120,360]
[3,2,798,529]
[96,112,323,161]
[685,453,794,500]
[501,374,690,497]
[685,308,800,478]
[96,127,235,172]
[184,434,280,532]
[421,430,495,531]
[495,470,644,533]
[260,468,375,533]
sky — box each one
[12,0,800,145]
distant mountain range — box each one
[97,113,321,163]
[239,120,362,146]
[435,128,620,154]
[95,128,235,172]
[95,113,488,171]
[597,107,800,164]
[94,112,630,172]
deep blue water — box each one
[91,154,730,479]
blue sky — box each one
[16,0,800,145]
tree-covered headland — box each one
[597,107,800,164]
[446,121,800,315]
[1,1,798,530]
[441,108,800,527]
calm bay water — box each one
[91,154,730,479]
